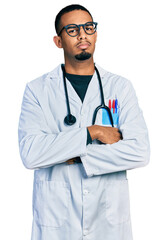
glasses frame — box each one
[58,21,98,37]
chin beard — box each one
[75,50,92,61]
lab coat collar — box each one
[48,63,108,106]
[49,63,107,80]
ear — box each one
[53,36,63,48]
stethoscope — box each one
[61,64,114,127]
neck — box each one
[64,58,95,75]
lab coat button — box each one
[83,229,89,236]
[83,189,89,195]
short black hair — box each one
[55,4,93,35]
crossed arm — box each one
[66,126,122,164]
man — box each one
[18,4,150,240]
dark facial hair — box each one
[75,50,92,61]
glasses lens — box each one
[84,22,97,35]
[66,25,79,37]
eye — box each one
[67,26,78,34]
[86,26,93,31]
[68,29,76,33]
[85,24,95,34]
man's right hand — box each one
[87,125,122,144]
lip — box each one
[77,42,91,49]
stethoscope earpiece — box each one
[64,114,76,126]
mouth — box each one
[76,41,91,50]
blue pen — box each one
[115,99,118,113]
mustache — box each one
[76,41,91,47]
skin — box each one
[53,10,122,164]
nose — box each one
[77,26,87,40]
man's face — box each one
[56,10,97,62]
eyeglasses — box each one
[58,21,98,37]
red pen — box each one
[112,100,115,113]
[108,99,111,110]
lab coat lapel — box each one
[49,64,82,106]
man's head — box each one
[53,4,97,63]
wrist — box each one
[87,125,101,141]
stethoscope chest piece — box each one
[64,114,76,125]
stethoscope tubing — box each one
[61,64,114,127]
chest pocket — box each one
[94,98,120,127]
[33,180,70,228]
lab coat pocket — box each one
[33,180,70,228]
[102,98,120,127]
[105,180,130,225]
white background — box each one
[0,0,167,239]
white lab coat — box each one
[18,63,150,240]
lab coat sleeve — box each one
[18,83,87,170]
[80,79,150,177]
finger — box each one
[66,161,74,164]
